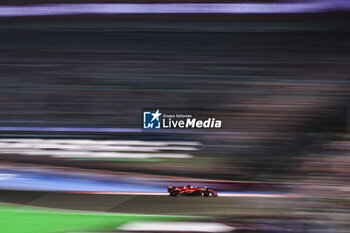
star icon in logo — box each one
[151,109,162,122]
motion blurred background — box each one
[0,0,349,233]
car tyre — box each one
[170,190,179,196]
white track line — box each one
[118,221,235,232]
[67,191,304,197]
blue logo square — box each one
[143,109,162,129]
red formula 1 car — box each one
[168,185,217,197]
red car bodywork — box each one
[168,185,217,197]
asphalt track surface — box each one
[0,190,237,215]
[0,189,291,217]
